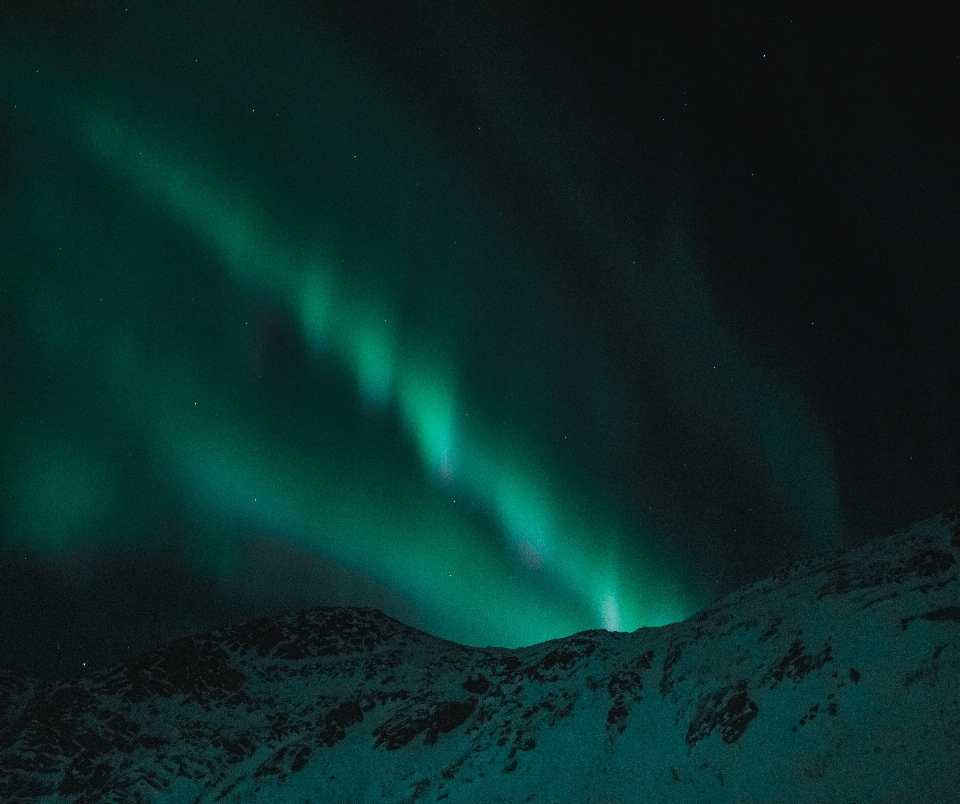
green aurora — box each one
[0,2,842,654]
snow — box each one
[2,510,958,803]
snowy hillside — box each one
[2,508,958,803]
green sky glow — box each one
[0,4,842,650]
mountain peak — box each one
[3,511,958,802]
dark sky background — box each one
[1,1,957,680]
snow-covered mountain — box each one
[2,508,958,803]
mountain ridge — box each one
[2,508,958,802]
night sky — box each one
[1,1,957,680]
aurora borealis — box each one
[2,1,957,679]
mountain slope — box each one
[2,508,959,803]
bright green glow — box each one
[344,300,399,404]
[69,89,689,641]
[397,353,459,479]
[141,355,598,646]
[1,16,837,650]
